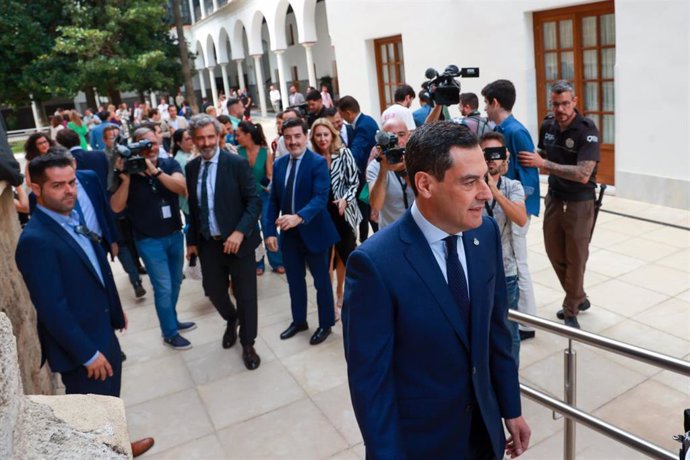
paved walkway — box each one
[115,187,689,459]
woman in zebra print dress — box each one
[310,118,362,318]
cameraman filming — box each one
[425,92,492,136]
[110,127,195,350]
[367,117,415,229]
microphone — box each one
[425,68,438,79]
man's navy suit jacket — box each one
[15,207,125,374]
[72,148,109,188]
[265,148,339,253]
[343,211,521,459]
[349,114,379,173]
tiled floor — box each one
[110,128,689,458]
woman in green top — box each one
[171,128,197,226]
[67,110,89,150]
[236,121,284,275]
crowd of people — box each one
[13,76,602,458]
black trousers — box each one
[198,238,257,346]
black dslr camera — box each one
[116,140,151,174]
[374,131,405,164]
[483,146,507,162]
[422,65,480,106]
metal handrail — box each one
[508,310,688,459]
[520,384,676,460]
[509,310,690,376]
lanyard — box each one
[484,177,502,217]
[395,173,409,209]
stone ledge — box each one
[28,394,132,459]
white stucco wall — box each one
[326,0,689,208]
[613,0,689,207]
[187,0,689,208]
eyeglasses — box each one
[551,101,573,109]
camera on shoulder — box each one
[422,65,480,106]
[374,131,405,164]
[116,140,151,174]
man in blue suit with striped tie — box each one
[265,118,340,345]
[343,122,531,459]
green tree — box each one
[53,0,183,105]
[0,0,70,107]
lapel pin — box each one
[473,238,479,246]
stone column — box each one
[212,0,218,12]
[303,42,317,89]
[235,59,246,91]
[252,55,268,117]
[220,63,230,99]
[29,95,42,130]
[208,66,219,108]
[200,0,206,19]
[198,69,208,101]
[188,0,195,24]
[274,50,289,110]
[0,183,53,395]
[150,91,157,108]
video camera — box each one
[116,140,152,174]
[287,103,308,118]
[422,65,480,106]
[374,131,405,165]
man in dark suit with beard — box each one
[185,114,263,370]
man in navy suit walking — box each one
[265,118,340,345]
[343,122,530,459]
[337,95,379,241]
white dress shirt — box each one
[196,148,221,236]
[410,202,469,295]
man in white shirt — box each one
[269,84,282,112]
[381,84,416,131]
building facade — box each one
[187,0,688,209]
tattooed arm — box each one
[517,151,595,185]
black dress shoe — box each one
[222,319,238,349]
[557,298,591,320]
[309,327,331,345]
[564,316,581,329]
[242,345,261,370]
[133,281,146,298]
[519,330,536,341]
[121,351,127,362]
[280,322,309,340]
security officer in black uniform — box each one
[518,80,600,329]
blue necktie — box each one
[200,161,211,239]
[284,157,297,214]
[444,235,470,327]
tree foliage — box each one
[0,0,70,106]
[0,0,186,106]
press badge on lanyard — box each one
[160,199,172,219]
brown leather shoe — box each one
[131,437,155,457]
[242,345,261,370]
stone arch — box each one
[217,27,232,64]
[266,0,290,51]
[245,9,266,56]
[205,34,218,67]
[230,18,247,60]
[292,0,318,44]
[194,40,206,68]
